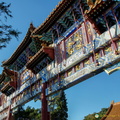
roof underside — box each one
[26,46,54,74]
[32,0,75,34]
[1,0,82,69]
[2,0,118,69]
[2,24,35,66]
[0,68,17,96]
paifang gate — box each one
[0,0,120,120]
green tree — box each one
[0,2,20,49]
[13,106,27,120]
[13,106,41,120]
[83,108,108,120]
[51,90,68,120]
[25,106,41,120]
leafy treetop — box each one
[0,2,21,49]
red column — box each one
[41,82,50,120]
[7,105,14,120]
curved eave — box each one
[0,73,5,83]
[86,1,116,19]
[1,82,10,92]
[2,24,36,66]
[3,68,17,76]
[0,68,17,84]
[0,83,15,96]
[26,46,54,69]
[32,0,74,34]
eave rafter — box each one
[26,46,54,74]
[2,23,36,68]
[85,0,117,19]
[32,0,75,35]
[26,46,54,68]
[0,68,17,96]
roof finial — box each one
[30,22,36,32]
[110,100,114,105]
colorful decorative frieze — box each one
[0,1,120,119]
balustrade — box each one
[46,48,120,96]
[46,23,120,81]
[0,22,119,110]
[0,112,8,120]
[23,20,120,86]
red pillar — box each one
[7,105,14,120]
[41,83,50,120]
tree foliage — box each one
[0,2,21,49]
[25,106,41,120]
[50,90,68,120]
[83,108,108,120]
[13,106,41,120]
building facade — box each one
[0,0,120,120]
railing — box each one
[56,21,81,44]
[0,21,120,114]
[11,93,31,109]
[11,87,42,109]
[46,50,120,95]
[11,102,16,109]
[27,22,120,85]
[0,106,3,112]
[0,78,42,111]
[0,112,8,120]
[8,76,36,101]
[44,23,120,81]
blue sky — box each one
[1,0,120,120]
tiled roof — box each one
[2,0,72,67]
[101,102,120,120]
[2,23,35,66]
[26,46,54,69]
[2,0,113,67]
[32,0,74,34]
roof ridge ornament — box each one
[87,0,94,8]
[86,0,102,13]
[110,100,114,105]
[30,23,36,33]
[31,35,42,38]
